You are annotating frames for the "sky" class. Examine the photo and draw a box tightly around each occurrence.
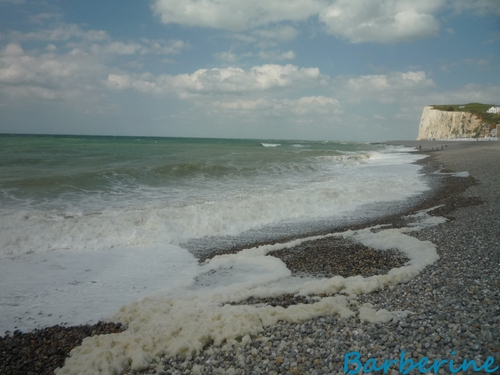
[0,0,499,141]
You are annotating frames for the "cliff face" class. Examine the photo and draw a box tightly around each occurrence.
[417,106,485,140]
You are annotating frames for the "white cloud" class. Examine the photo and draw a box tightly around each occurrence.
[214,51,240,62]
[0,42,105,100]
[90,41,143,56]
[88,40,185,56]
[342,71,435,102]
[9,24,185,57]
[212,96,342,115]
[142,39,185,55]
[319,0,445,43]
[10,24,109,42]
[212,98,274,111]
[152,0,327,31]
[152,0,451,43]
[287,96,343,115]
[2,42,24,56]
[421,83,500,107]
[251,25,300,42]
[107,64,327,97]
[259,50,296,60]
[0,23,188,103]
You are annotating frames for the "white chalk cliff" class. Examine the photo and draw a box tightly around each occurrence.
[417,106,485,140]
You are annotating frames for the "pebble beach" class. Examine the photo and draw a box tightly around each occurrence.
[1,141,499,375]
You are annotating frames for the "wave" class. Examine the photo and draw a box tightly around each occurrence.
[0,160,429,258]
[261,143,281,147]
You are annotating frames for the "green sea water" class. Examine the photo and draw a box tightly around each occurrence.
[0,134,427,257]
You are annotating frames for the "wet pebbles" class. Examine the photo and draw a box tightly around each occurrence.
[268,237,409,279]
[129,144,500,375]
[0,322,123,375]
[2,142,500,375]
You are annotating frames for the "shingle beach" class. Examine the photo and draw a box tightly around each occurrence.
[1,141,499,375]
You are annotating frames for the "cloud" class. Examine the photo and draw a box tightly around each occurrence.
[152,0,451,43]
[212,96,342,115]
[0,42,105,100]
[2,42,24,56]
[28,13,63,25]
[259,50,296,60]
[342,71,435,102]
[10,24,109,42]
[214,51,241,62]
[251,25,300,42]
[420,83,500,107]
[8,23,186,57]
[0,23,187,102]
[152,0,327,31]
[451,0,500,16]
[319,0,445,43]
[287,96,343,115]
[107,64,327,97]
[89,39,185,56]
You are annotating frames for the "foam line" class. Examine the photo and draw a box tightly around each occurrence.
[56,211,444,375]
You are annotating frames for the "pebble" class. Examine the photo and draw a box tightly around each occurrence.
[130,149,500,375]
[0,322,123,375]
[2,145,500,375]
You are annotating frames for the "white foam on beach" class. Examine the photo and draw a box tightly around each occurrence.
[55,211,444,375]
[0,245,199,333]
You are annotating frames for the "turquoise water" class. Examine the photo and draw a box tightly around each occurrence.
[0,134,428,257]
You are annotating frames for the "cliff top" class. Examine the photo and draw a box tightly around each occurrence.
[429,103,500,125]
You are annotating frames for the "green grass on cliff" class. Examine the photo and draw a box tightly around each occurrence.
[430,102,500,126]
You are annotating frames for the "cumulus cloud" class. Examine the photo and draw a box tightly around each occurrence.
[0,23,187,102]
[0,44,104,98]
[107,64,327,97]
[2,42,24,56]
[152,0,451,43]
[319,0,445,43]
[152,0,327,31]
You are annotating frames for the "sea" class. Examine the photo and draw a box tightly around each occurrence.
[0,134,438,373]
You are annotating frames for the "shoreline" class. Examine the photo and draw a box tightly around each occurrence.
[2,141,499,375]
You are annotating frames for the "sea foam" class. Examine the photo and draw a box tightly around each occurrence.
[55,210,443,375]
[0,151,428,258]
